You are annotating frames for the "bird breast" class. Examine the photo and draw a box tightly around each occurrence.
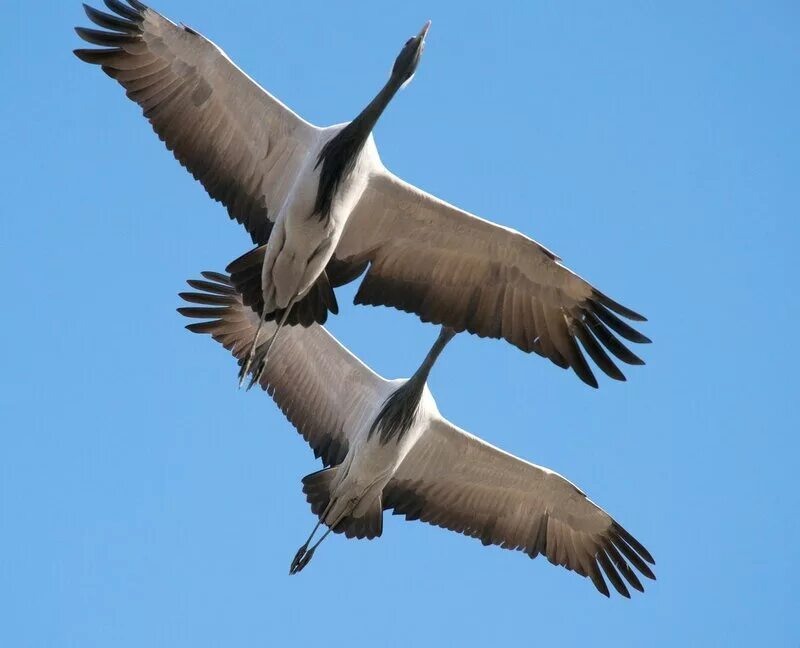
[273,130,380,262]
[344,382,438,496]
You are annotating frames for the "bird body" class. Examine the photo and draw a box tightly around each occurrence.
[262,128,381,313]
[179,272,656,597]
[76,1,651,388]
[76,0,659,600]
[317,380,434,527]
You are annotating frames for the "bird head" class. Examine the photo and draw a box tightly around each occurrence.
[391,20,431,88]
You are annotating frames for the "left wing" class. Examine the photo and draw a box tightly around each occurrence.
[385,417,656,597]
[335,168,650,388]
[75,1,320,245]
[179,272,388,467]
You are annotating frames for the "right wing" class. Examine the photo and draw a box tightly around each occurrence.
[75,1,320,244]
[179,271,388,467]
[386,417,655,597]
[335,168,650,388]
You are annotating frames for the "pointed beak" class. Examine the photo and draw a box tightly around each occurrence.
[417,20,431,42]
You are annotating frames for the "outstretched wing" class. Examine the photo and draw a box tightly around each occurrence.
[179,272,388,467]
[385,417,655,597]
[75,1,320,244]
[335,168,650,388]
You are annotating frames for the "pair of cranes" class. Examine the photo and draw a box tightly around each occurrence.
[76,1,655,597]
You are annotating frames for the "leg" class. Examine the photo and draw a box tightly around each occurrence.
[246,296,297,390]
[289,502,351,575]
[238,305,268,388]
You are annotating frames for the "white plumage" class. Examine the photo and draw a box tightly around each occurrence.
[76,1,651,389]
[179,272,656,598]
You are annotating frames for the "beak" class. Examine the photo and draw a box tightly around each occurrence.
[417,20,431,42]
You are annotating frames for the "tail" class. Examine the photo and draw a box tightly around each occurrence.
[226,246,338,327]
[301,467,383,540]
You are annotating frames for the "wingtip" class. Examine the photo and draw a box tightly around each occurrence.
[592,289,648,323]
[200,270,232,285]
[584,375,599,389]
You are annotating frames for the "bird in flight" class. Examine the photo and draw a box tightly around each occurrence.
[179,271,656,598]
[75,1,651,389]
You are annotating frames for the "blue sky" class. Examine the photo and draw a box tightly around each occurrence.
[2,1,798,646]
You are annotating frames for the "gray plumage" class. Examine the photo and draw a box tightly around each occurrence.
[76,1,651,388]
[179,272,656,598]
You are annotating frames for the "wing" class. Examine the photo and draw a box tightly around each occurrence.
[75,1,320,245]
[178,271,388,467]
[335,169,650,388]
[385,417,656,597]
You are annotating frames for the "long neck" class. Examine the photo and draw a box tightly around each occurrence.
[410,326,457,386]
[312,75,404,220]
[348,76,404,140]
[369,327,457,445]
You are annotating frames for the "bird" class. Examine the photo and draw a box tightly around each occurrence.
[75,1,651,389]
[178,271,656,598]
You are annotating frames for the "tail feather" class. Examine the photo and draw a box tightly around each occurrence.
[302,467,339,517]
[226,246,338,327]
[301,467,383,540]
[342,494,383,540]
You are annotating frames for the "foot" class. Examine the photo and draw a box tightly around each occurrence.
[247,357,266,391]
[289,545,315,575]
[237,360,250,388]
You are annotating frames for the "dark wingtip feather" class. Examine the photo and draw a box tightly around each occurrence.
[591,302,652,344]
[603,540,645,593]
[587,563,610,597]
[565,337,599,388]
[83,3,140,32]
[185,278,235,295]
[584,311,646,366]
[75,26,140,46]
[572,319,627,381]
[185,321,221,334]
[103,0,143,22]
[596,549,630,598]
[183,291,233,305]
[592,289,647,322]
[610,533,656,581]
[74,48,104,64]
[613,522,656,566]
[200,271,233,285]
[178,306,228,318]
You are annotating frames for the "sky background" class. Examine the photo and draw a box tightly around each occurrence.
[2,1,798,646]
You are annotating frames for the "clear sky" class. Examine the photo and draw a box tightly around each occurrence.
[2,1,798,646]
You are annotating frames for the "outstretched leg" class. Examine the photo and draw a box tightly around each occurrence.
[245,297,297,390]
[290,503,351,575]
[239,296,298,389]
[238,304,269,388]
